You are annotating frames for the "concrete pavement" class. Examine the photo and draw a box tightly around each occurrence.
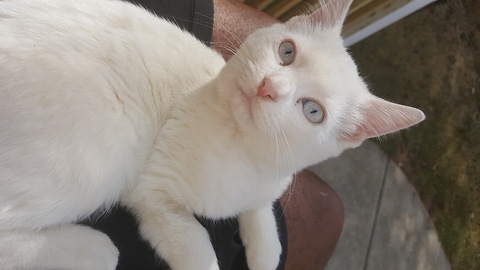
[308,140,451,270]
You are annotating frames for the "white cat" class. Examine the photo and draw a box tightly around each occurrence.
[0,0,425,269]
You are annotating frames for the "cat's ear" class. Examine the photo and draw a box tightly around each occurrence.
[287,0,353,33]
[344,97,426,142]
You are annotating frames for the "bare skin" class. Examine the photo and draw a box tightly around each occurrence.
[211,0,281,60]
[212,1,345,269]
[282,171,344,269]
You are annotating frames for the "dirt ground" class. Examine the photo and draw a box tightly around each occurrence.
[349,0,479,268]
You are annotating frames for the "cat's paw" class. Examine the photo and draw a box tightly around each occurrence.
[244,235,282,270]
[239,207,282,270]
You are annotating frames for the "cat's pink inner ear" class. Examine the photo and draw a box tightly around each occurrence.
[346,97,426,142]
[307,0,353,29]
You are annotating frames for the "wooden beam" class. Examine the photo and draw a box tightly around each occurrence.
[245,0,276,10]
[277,0,369,22]
[344,0,437,46]
[278,0,320,21]
[349,0,376,14]
[343,0,411,36]
[264,0,304,18]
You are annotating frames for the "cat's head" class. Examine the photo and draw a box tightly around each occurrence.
[217,0,425,169]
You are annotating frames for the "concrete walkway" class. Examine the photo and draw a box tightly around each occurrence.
[308,141,451,270]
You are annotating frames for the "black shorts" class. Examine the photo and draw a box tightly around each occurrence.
[129,0,213,45]
[81,1,287,269]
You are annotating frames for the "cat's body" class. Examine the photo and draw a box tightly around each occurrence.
[0,0,425,269]
[0,0,224,230]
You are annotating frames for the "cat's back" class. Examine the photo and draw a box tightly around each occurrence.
[0,0,223,115]
[0,0,223,229]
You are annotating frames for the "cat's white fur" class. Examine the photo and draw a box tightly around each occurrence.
[0,0,425,269]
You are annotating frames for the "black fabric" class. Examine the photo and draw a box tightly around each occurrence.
[81,206,168,270]
[80,1,288,269]
[129,0,214,45]
[81,202,287,270]
[197,201,287,270]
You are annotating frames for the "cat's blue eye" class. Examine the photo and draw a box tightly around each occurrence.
[278,40,295,66]
[302,99,325,123]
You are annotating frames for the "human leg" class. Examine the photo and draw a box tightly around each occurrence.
[281,171,344,270]
[211,0,279,59]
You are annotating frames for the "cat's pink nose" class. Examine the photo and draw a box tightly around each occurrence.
[256,78,277,101]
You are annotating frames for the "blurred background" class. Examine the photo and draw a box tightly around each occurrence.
[243,0,479,268]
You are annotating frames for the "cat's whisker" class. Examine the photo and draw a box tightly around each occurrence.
[211,41,236,52]
[242,42,256,63]
[281,128,297,177]
[220,42,250,67]
[275,127,297,211]
[280,174,297,214]
[272,129,281,184]
[193,12,244,46]
[237,47,255,67]
[210,42,237,56]
[287,143,298,201]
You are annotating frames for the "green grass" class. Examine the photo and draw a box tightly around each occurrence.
[350,0,480,268]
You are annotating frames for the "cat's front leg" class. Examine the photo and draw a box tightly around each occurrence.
[239,205,282,270]
[126,193,219,270]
